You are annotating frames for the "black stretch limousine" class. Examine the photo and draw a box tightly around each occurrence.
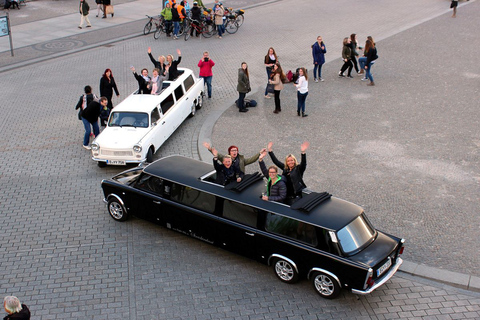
[101,155,405,299]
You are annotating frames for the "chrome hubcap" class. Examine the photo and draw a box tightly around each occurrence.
[109,202,123,219]
[314,275,334,296]
[275,261,294,281]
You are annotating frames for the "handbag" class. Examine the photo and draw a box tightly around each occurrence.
[266,83,274,94]
[105,4,114,14]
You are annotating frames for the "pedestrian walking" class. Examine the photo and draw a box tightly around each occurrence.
[102,0,113,18]
[214,2,225,38]
[359,36,375,79]
[237,62,250,113]
[451,0,458,17]
[294,67,308,117]
[75,85,98,120]
[339,37,353,78]
[268,62,286,114]
[81,97,108,149]
[99,68,119,121]
[3,296,30,320]
[264,47,277,98]
[198,51,215,98]
[312,36,326,82]
[350,33,361,74]
[95,0,103,17]
[78,0,92,29]
[364,39,378,86]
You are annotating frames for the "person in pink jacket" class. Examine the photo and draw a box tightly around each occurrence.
[198,51,215,98]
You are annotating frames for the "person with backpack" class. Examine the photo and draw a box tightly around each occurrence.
[268,62,286,114]
[75,85,97,121]
[312,36,326,82]
[81,97,108,149]
[364,39,378,86]
[78,0,92,29]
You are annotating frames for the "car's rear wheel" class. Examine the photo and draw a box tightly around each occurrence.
[311,271,341,299]
[146,148,154,163]
[273,258,299,284]
[196,94,203,109]
[188,104,196,118]
[107,197,128,221]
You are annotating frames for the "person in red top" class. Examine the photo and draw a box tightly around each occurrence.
[198,51,215,98]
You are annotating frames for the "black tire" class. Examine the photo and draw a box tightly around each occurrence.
[144,21,152,35]
[146,148,154,163]
[107,197,128,221]
[188,104,196,118]
[225,20,238,34]
[311,271,341,299]
[202,24,214,38]
[97,161,107,168]
[153,26,163,40]
[195,93,203,110]
[184,25,191,41]
[273,258,299,284]
[236,14,244,27]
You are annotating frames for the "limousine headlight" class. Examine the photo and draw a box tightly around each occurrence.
[133,144,142,153]
[91,142,100,152]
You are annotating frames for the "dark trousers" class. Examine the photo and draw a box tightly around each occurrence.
[274,90,281,111]
[340,59,353,76]
[237,92,246,110]
[351,56,359,73]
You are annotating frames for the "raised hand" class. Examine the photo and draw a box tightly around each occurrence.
[267,142,273,152]
[301,141,310,153]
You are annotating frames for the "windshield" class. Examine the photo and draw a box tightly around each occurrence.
[337,215,375,255]
[109,112,149,128]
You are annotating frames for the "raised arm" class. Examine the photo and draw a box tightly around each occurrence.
[267,142,285,170]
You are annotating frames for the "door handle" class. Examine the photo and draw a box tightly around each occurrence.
[245,232,255,237]
[153,201,162,204]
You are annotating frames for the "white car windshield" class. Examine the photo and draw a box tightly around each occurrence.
[337,215,375,255]
[109,112,149,128]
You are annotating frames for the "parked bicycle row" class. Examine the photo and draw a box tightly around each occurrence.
[143,1,245,40]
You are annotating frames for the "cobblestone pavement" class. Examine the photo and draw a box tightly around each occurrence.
[0,0,479,318]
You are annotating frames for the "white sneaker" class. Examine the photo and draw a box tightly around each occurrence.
[314,78,318,83]
[83,145,91,150]
[319,78,324,82]
[361,78,368,81]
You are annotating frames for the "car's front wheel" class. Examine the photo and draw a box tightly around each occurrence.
[311,271,341,299]
[273,258,299,284]
[107,197,128,221]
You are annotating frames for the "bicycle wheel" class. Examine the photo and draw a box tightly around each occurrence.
[153,25,163,39]
[225,20,238,34]
[202,24,214,38]
[144,21,153,35]
[178,24,184,36]
[184,25,191,41]
[236,14,244,27]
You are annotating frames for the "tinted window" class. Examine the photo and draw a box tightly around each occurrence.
[183,75,195,91]
[161,94,175,113]
[174,85,184,101]
[337,215,375,254]
[223,200,258,227]
[151,107,161,124]
[266,213,318,246]
[170,184,215,214]
[135,174,164,194]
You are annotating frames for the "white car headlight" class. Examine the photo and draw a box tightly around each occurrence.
[133,144,142,153]
[91,143,100,151]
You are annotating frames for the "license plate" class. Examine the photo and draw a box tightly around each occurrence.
[377,258,392,277]
[106,160,126,165]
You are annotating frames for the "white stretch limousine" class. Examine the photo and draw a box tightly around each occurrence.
[91,68,204,167]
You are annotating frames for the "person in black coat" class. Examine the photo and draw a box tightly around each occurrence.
[258,150,287,203]
[3,296,31,320]
[75,85,97,120]
[190,2,202,36]
[212,148,243,185]
[81,97,108,149]
[99,68,120,111]
[147,47,167,75]
[166,49,182,80]
[130,66,151,94]
[267,141,309,204]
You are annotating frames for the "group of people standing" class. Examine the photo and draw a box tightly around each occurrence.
[204,141,309,205]
[77,0,113,29]
[338,34,378,86]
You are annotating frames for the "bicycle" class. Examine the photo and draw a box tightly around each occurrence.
[224,15,238,34]
[144,15,162,35]
[184,17,214,40]
[154,19,185,39]
[225,7,244,27]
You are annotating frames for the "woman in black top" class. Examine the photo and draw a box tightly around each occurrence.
[264,47,277,98]
[267,141,309,204]
[166,49,182,80]
[364,39,377,86]
[99,68,119,111]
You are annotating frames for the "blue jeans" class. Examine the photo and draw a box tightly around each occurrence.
[173,21,180,36]
[359,57,367,70]
[365,62,374,82]
[201,76,212,98]
[297,91,308,113]
[313,63,323,79]
[216,24,224,37]
[82,117,99,146]
[265,67,272,95]
[237,92,246,110]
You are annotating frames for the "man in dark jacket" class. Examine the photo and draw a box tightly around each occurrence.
[130,66,151,94]
[78,0,92,29]
[81,96,108,149]
[75,85,97,120]
[3,296,30,320]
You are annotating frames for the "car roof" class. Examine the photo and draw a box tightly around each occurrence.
[143,155,364,231]
[111,68,196,114]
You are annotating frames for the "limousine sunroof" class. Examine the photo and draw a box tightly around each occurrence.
[291,192,332,212]
[224,172,263,192]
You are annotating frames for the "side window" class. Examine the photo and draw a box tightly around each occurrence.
[170,183,216,214]
[151,107,161,124]
[183,75,195,92]
[161,94,175,114]
[222,200,258,228]
[135,174,164,195]
[265,213,318,246]
[174,85,184,101]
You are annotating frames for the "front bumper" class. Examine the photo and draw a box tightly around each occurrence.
[351,258,403,295]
